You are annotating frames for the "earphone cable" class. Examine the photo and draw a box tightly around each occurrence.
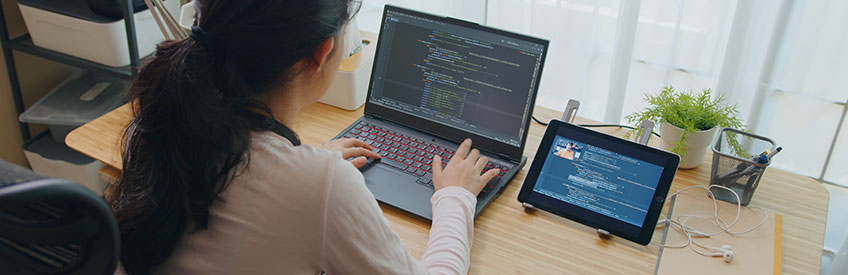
[652,185,769,257]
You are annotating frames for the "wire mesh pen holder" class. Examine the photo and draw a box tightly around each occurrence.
[709,128,776,206]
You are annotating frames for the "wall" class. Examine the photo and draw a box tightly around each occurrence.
[0,1,74,167]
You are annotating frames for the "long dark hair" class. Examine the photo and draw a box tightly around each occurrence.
[106,1,357,274]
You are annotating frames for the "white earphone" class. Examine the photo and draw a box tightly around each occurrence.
[704,245,734,263]
[653,185,769,264]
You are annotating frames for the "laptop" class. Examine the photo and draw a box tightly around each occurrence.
[334,5,549,220]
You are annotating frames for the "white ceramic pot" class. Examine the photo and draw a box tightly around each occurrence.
[658,122,718,169]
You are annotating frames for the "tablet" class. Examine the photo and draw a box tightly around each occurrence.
[517,120,679,245]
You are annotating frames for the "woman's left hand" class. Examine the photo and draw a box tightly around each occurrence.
[322,138,381,168]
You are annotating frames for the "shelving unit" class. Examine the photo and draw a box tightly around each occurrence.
[0,0,141,141]
[7,35,135,80]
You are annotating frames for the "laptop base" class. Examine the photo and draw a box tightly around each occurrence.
[338,117,525,220]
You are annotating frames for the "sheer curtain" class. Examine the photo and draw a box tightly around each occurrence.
[355,0,848,186]
[357,0,486,33]
[487,0,620,121]
[760,0,848,184]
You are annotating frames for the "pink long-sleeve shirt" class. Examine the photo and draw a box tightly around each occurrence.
[153,131,477,274]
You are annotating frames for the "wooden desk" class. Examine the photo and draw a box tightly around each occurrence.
[67,102,828,274]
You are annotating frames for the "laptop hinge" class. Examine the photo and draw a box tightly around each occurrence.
[497,153,513,161]
[364,113,384,121]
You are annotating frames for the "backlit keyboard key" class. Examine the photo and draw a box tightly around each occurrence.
[344,122,515,192]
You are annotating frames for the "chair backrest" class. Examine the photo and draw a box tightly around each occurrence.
[0,159,119,275]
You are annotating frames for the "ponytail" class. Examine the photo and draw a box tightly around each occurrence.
[106,0,358,274]
[110,37,253,275]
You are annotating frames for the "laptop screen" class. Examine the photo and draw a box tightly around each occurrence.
[366,7,547,148]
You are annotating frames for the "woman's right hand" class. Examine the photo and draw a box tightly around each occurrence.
[432,139,500,195]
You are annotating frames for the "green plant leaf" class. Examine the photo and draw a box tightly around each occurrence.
[624,86,747,162]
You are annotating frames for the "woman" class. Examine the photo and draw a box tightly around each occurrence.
[107,0,499,274]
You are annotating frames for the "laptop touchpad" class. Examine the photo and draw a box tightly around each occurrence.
[362,165,435,219]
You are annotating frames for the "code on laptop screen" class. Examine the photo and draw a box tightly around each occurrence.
[368,9,545,147]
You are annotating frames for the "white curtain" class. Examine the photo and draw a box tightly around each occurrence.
[358,0,487,33]
[357,0,848,186]
[761,0,848,184]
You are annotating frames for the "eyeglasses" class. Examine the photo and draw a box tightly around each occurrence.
[348,0,363,20]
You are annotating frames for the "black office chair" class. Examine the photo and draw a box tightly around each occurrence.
[0,159,119,275]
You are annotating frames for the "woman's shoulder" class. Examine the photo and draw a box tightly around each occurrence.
[222,131,361,205]
[247,131,353,178]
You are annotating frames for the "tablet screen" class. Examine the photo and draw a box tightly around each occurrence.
[532,136,664,227]
[518,120,678,245]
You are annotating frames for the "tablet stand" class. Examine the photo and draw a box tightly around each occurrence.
[597,229,612,240]
[561,99,580,123]
[637,120,654,145]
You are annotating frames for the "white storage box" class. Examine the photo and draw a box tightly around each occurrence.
[19,71,128,142]
[24,131,107,195]
[17,0,180,67]
[318,31,377,110]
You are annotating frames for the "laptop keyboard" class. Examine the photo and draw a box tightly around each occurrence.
[342,121,512,197]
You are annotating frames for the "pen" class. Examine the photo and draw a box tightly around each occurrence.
[766,147,782,160]
[740,146,780,200]
[717,153,762,182]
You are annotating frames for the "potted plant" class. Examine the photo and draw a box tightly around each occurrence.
[625,86,745,169]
